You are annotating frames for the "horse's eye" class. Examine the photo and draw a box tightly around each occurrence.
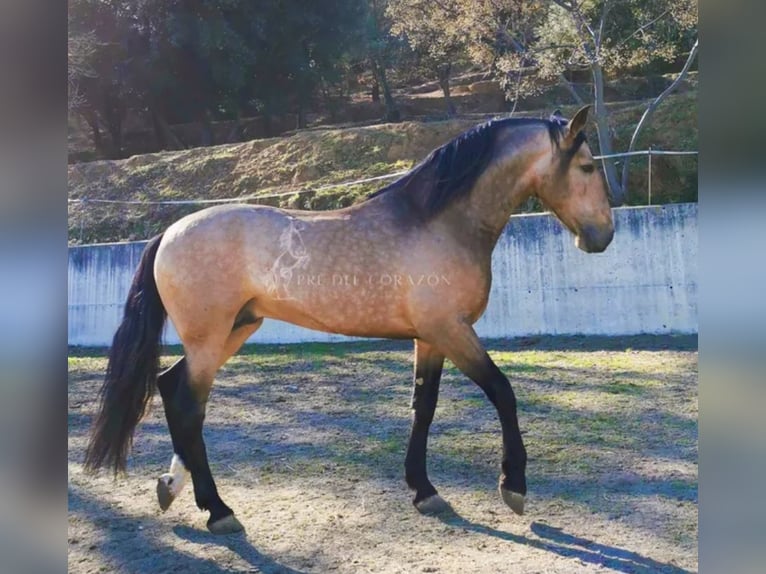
[580,164,595,174]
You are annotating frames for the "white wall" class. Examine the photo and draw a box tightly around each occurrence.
[68,203,697,346]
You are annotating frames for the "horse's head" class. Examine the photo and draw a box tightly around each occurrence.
[535,106,614,253]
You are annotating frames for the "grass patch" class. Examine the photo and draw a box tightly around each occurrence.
[602,380,643,395]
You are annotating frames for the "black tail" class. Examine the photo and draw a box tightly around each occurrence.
[84,234,167,475]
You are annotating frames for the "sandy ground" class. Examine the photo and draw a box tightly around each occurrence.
[69,335,697,573]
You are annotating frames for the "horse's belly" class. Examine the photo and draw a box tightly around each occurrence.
[254,284,417,339]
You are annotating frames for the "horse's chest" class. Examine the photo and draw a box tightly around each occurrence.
[414,258,492,323]
[462,270,492,322]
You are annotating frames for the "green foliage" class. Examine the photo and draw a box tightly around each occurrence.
[531,0,697,77]
[475,0,698,101]
[386,1,468,75]
[68,0,367,153]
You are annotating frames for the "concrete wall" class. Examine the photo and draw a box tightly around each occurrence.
[68,203,697,346]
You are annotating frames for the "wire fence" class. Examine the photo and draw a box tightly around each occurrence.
[67,170,411,206]
[69,148,697,242]
[592,148,698,205]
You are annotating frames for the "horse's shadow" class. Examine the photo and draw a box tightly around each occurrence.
[68,485,310,574]
[433,505,693,574]
[172,525,309,574]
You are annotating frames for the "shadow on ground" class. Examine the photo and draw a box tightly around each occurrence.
[431,504,693,574]
[68,486,309,574]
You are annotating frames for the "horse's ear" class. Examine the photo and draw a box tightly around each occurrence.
[565,105,591,142]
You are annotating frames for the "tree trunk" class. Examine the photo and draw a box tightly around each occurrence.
[83,110,106,158]
[297,109,307,130]
[150,107,185,151]
[199,109,214,146]
[321,84,339,124]
[262,113,273,138]
[226,111,243,143]
[371,59,400,122]
[91,122,104,156]
[103,97,124,160]
[371,81,380,102]
[591,63,624,205]
[560,74,585,105]
[620,39,699,194]
[151,109,166,150]
[296,99,307,130]
[438,63,456,117]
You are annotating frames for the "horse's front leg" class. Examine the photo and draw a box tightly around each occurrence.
[423,323,527,515]
[405,339,448,513]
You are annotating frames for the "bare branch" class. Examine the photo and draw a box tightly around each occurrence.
[620,39,699,192]
[507,66,524,117]
[550,0,574,12]
[529,44,579,54]
[597,0,614,51]
[569,2,597,43]
[560,74,585,106]
[614,9,672,50]
[553,1,597,62]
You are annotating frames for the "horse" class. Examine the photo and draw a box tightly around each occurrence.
[83,106,614,534]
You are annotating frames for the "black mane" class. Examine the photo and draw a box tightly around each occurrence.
[368,116,581,217]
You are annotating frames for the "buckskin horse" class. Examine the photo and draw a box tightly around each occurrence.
[84,106,614,534]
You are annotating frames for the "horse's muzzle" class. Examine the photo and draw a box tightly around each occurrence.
[576,223,614,253]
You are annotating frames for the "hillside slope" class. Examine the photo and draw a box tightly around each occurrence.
[68,92,696,244]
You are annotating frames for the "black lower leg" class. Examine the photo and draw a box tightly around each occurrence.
[157,359,233,524]
[405,343,444,504]
[473,363,527,495]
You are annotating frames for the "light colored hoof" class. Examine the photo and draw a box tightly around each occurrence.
[500,487,525,516]
[156,474,177,511]
[207,514,245,535]
[415,494,451,515]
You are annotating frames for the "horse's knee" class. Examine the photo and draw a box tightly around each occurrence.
[478,375,517,411]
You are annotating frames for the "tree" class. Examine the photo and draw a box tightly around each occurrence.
[361,0,402,122]
[68,0,369,155]
[246,0,365,129]
[68,24,96,112]
[489,0,698,204]
[455,0,548,95]
[387,0,470,116]
[131,1,263,144]
[68,0,138,157]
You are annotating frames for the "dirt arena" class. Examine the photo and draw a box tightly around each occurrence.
[69,335,697,573]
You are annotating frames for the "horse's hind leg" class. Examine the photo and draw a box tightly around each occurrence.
[405,340,448,514]
[156,354,240,533]
[156,318,262,534]
[156,358,191,510]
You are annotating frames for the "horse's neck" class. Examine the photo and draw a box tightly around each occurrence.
[452,158,537,251]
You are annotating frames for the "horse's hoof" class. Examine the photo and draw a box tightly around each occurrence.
[500,487,525,516]
[415,494,451,515]
[156,474,176,511]
[207,514,245,535]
